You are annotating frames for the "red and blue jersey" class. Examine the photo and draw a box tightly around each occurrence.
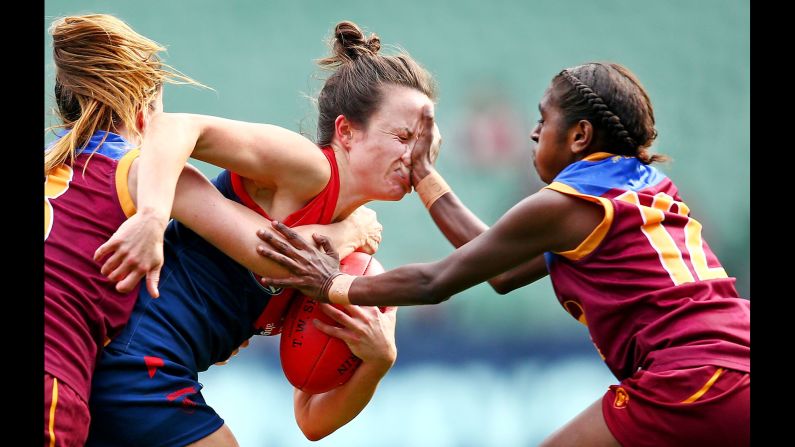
[44,131,139,403]
[102,147,340,373]
[544,152,750,380]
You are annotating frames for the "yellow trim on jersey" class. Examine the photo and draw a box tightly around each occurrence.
[45,165,75,241]
[581,152,618,162]
[48,377,59,447]
[545,181,614,261]
[681,368,724,404]
[115,149,140,218]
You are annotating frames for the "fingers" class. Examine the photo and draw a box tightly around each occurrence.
[255,245,302,272]
[312,318,349,341]
[257,225,323,265]
[256,228,295,253]
[258,276,320,299]
[319,303,357,328]
[312,233,339,260]
[107,259,135,283]
[146,267,161,298]
[271,220,310,250]
[99,251,125,277]
[430,123,442,163]
[415,107,436,148]
[94,239,118,263]
[114,270,145,294]
[358,242,376,255]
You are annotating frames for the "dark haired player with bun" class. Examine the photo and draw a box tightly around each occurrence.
[86,21,440,446]
[256,62,750,446]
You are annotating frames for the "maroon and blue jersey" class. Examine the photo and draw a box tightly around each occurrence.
[544,152,750,380]
[87,148,341,446]
[44,131,139,403]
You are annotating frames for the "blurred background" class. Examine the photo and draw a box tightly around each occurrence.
[44,1,749,445]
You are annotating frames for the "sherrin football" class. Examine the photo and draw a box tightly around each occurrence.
[279,252,385,394]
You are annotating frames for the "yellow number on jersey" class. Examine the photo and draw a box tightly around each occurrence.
[616,191,726,286]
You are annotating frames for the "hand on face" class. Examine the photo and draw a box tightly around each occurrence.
[312,304,397,369]
[409,106,442,187]
[256,221,341,301]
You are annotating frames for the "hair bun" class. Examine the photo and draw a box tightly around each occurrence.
[324,21,380,66]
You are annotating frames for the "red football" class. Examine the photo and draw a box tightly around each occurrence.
[279,252,385,394]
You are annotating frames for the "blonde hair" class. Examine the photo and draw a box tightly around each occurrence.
[45,14,206,175]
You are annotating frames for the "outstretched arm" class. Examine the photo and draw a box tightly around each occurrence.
[256,187,603,306]
[408,110,548,294]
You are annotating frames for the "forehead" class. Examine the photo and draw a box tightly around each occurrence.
[538,87,554,112]
[370,85,432,127]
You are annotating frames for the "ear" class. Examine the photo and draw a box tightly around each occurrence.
[136,108,147,134]
[569,120,594,156]
[333,115,355,151]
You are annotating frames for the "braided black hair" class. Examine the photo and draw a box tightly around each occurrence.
[553,62,665,164]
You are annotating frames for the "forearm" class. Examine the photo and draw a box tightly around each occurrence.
[348,262,448,306]
[426,189,489,248]
[171,167,360,278]
[346,195,565,306]
[419,169,545,292]
[294,361,391,440]
[137,113,202,224]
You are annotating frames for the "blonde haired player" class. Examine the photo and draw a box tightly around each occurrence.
[45,14,382,446]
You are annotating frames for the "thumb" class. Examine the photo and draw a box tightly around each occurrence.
[146,267,161,298]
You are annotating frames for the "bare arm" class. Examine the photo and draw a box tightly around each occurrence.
[256,188,602,305]
[98,112,331,293]
[418,184,549,293]
[137,112,330,226]
[408,111,548,293]
[292,305,397,440]
[136,161,378,278]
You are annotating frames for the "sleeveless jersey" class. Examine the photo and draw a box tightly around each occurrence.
[544,152,750,380]
[104,147,340,372]
[44,131,139,402]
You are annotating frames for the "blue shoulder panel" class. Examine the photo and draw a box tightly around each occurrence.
[553,155,667,196]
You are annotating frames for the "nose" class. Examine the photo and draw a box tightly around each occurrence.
[530,125,540,143]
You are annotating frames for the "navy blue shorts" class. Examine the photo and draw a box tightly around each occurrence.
[86,348,224,447]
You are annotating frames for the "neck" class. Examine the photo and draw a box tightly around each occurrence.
[112,124,140,145]
[329,141,370,221]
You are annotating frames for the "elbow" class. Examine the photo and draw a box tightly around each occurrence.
[298,423,334,442]
[490,280,513,295]
[488,274,519,295]
[302,430,328,442]
[428,293,451,305]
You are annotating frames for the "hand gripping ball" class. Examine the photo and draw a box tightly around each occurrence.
[279,252,385,394]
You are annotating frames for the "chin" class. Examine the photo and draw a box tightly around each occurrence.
[382,186,409,202]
